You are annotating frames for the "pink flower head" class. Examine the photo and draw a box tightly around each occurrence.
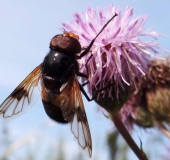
[62,5,164,99]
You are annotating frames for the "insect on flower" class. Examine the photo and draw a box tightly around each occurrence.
[0,13,118,157]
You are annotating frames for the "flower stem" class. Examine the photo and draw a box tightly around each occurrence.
[112,114,148,160]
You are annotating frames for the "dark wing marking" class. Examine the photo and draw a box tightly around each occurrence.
[53,76,92,157]
[0,64,42,118]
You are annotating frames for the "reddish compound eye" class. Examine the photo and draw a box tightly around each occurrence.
[50,33,81,54]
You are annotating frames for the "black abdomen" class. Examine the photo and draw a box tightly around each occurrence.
[42,100,68,124]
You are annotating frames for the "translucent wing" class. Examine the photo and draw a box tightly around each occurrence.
[53,76,92,157]
[0,64,42,118]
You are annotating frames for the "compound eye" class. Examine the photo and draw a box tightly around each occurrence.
[50,34,81,54]
[50,35,62,49]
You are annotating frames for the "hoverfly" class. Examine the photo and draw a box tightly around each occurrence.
[0,13,117,157]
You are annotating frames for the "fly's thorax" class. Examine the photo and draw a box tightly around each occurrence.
[41,50,79,93]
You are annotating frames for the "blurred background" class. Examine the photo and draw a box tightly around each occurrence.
[0,0,170,159]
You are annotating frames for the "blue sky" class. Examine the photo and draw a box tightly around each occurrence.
[0,0,170,159]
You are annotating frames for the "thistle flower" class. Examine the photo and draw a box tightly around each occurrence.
[62,5,167,160]
[62,5,164,107]
[120,57,170,137]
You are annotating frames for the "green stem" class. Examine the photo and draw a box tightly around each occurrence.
[112,114,148,160]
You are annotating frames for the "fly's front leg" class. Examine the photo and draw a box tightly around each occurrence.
[77,53,93,82]
[77,13,118,59]
[77,54,92,87]
[81,81,89,87]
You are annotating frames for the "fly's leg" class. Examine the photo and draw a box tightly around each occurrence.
[79,82,115,101]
